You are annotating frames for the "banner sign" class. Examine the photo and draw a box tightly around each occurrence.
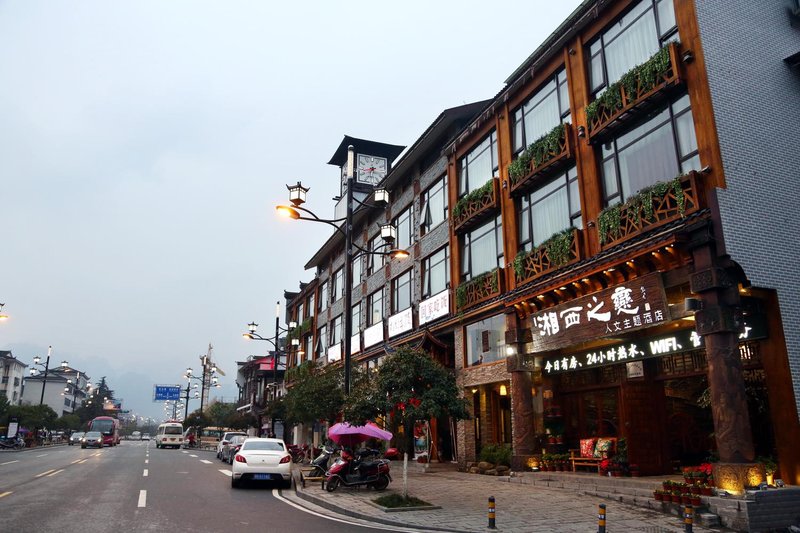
[351,333,362,355]
[153,385,181,401]
[388,308,413,338]
[419,290,449,325]
[528,272,669,352]
[363,322,384,349]
[327,343,342,362]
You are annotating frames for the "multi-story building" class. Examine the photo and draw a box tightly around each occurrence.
[0,351,27,405]
[22,366,89,416]
[282,0,800,487]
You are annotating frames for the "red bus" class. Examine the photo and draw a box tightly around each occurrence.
[88,416,120,447]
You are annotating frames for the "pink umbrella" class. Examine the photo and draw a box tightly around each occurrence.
[328,421,393,447]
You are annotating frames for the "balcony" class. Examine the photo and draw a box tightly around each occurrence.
[452,177,500,234]
[508,123,575,196]
[513,228,583,286]
[586,42,683,143]
[456,267,504,312]
[597,171,704,248]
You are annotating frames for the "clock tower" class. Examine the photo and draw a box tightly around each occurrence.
[328,135,405,219]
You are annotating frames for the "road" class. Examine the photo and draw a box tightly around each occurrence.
[0,442,418,533]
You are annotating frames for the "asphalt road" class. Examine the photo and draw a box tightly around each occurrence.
[0,442,413,533]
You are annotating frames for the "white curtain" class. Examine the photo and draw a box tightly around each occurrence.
[605,12,659,85]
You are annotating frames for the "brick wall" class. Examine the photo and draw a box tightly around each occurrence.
[695,0,800,416]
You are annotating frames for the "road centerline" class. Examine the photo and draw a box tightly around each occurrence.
[35,469,55,478]
[137,490,146,508]
[143,469,148,477]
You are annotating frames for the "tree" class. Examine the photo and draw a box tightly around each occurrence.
[74,376,116,424]
[184,409,209,429]
[55,414,81,431]
[283,361,346,426]
[344,346,470,456]
[206,401,237,427]
[8,404,58,431]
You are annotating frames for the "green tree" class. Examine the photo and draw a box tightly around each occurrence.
[283,361,346,425]
[73,376,116,425]
[8,404,58,431]
[0,394,10,422]
[344,346,470,456]
[184,409,209,429]
[206,401,237,427]
[55,414,81,431]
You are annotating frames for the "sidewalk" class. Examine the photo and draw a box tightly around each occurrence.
[291,466,729,532]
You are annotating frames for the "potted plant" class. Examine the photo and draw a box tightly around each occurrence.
[681,493,692,505]
[662,480,673,491]
[690,495,701,506]
[700,483,713,496]
[654,489,664,501]
[671,490,682,503]
[758,456,778,485]
[599,458,611,476]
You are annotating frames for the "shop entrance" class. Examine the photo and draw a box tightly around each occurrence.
[562,388,620,442]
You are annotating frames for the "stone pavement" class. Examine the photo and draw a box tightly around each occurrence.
[290,466,732,533]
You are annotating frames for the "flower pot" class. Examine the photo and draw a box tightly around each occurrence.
[681,495,692,505]
[663,482,672,491]
[691,497,701,506]
[654,491,663,501]
[700,486,712,496]
[672,494,682,503]
[691,486,700,495]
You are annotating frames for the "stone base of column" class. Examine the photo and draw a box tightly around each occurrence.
[713,462,766,494]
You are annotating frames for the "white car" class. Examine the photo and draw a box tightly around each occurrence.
[216,431,247,459]
[230,438,292,489]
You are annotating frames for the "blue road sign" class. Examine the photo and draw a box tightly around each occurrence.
[153,385,181,401]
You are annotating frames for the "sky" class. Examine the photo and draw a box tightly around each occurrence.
[0,0,582,421]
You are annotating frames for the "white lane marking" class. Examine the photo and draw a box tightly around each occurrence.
[35,469,55,477]
[271,489,428,532]
[189,454,198,458]
[71,459,83,464]
[143,469,148,477]
[218,469,232,476]
[1,460,19,466]
[181,450,188,454]
[145,459,149,464]
[92,453,102,457]
[47,469,64,477]
[36,454,48,457]
[0,491,12,498]
[138,490,147,507]
[77,459,88,464]
[200,459,212,464]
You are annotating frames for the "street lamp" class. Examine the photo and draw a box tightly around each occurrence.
[30,346,69,406]
[242,302,297,387]
[184,356,220,414]
[275,145,406,394]
[0,303,8,321]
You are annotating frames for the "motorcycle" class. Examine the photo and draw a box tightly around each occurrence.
[287,443,310,464]
[306,442,339,478]
[0,434,26,450]
[324,447,391,492]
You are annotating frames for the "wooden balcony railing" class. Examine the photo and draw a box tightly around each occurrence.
[456,267,504,312]
[586,42,683,143]
[513,228,583,286]
[452,177,501,234]
[509,123,575,196]
[597,171,704,248]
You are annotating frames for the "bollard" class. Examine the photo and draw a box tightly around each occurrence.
[597,503,607,533]
[488,496,497,529]
[684,504,694,532]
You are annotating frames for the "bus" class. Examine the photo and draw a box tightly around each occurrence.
[88,416,121,447]
[155,422,184,449]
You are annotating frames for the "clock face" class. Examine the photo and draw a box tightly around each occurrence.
[356,154,388,185]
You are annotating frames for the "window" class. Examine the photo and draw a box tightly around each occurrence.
[465,314,508,366]
[460,216,503,280]
[392,270,413,314]
[367,289,384,326]
[351,302,362,333]
[588,0,677,95]
[318,281,328,311]
[297,302,304,321]
[422,247,449,299]
[331,268,343,302]
[459,131,498,196]
[601,94,699,205]
[512,69,570,155]
[303,335,313,363]
[330,315,342,345]
[352,255,362,288]
[316,325,328,359]
[393,206,413,250]
[307,294,315,316]
[518,166,581,251]
[367,234,386,275]
[421,175,448,234]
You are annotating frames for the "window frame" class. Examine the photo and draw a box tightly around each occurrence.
[316,324,328,359]
[517,166,581,252]
[391,269,413,314]
[318,281,328,311]
[351,302,362,333]
[421,246,450,299]
[331,268,344,302]
[367,288,384,327]
[511,68,571,156]
[420,174,448,235]
[393,205,413,251]
[367,234,386,276]
[460,216,504,281]
[330,315,343,346]
[458,130,499,197]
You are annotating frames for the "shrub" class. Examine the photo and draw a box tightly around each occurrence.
[479,443,512,467]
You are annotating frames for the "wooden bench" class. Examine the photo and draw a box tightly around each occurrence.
[569,437,616,472]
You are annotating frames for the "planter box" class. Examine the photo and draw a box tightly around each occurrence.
[509,123,575,197]
[513,228,583,287]
[455,268,504,312]
[452,178,500,234]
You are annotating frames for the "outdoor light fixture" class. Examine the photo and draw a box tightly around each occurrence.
[373,188,390,205]
[30,346,67,406]
[287,182,309,206]
[291,338,300,347]
[380,223,397,243]
[0,303,8,321]
[500,384,508,396]
[276,205,300,219]
[388,249,410,260]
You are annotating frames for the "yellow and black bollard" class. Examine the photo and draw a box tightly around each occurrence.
[684,504,694,532]
[598,503,607,533]
[488,496,497,529]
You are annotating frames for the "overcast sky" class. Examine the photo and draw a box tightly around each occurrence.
[0,0,582,421]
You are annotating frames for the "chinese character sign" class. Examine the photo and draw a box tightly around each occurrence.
[528,272,669,352]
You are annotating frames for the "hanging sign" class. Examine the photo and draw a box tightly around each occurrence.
[350,333,361,355]
[363,322,384,349]
[528,272,669,352]
[327,343,342,362]
[153,385,181,401]
[419,290,449,325]
[388,308,413,338]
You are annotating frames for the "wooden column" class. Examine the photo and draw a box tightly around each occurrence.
[510,370,536,470]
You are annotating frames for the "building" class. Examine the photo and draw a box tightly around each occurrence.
[22,366,89,416]
[281,0,800,488]
[0,351,27,405]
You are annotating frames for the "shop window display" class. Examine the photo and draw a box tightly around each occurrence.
[464,314,507,366]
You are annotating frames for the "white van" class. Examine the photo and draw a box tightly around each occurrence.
[155,422,184,449]
[131,431,142,441]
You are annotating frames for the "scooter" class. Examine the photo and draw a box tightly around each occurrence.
[324,448,391,492]
[0,435,26,450]
[306,442,339,478]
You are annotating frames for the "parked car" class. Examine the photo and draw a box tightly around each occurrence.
[230,437,291,489]
[141,433,151,441]
[131,431,142,441]
[69,432,85,446]
[220,435,247,464]
[216,431,247,459]
[81,431,103,449]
